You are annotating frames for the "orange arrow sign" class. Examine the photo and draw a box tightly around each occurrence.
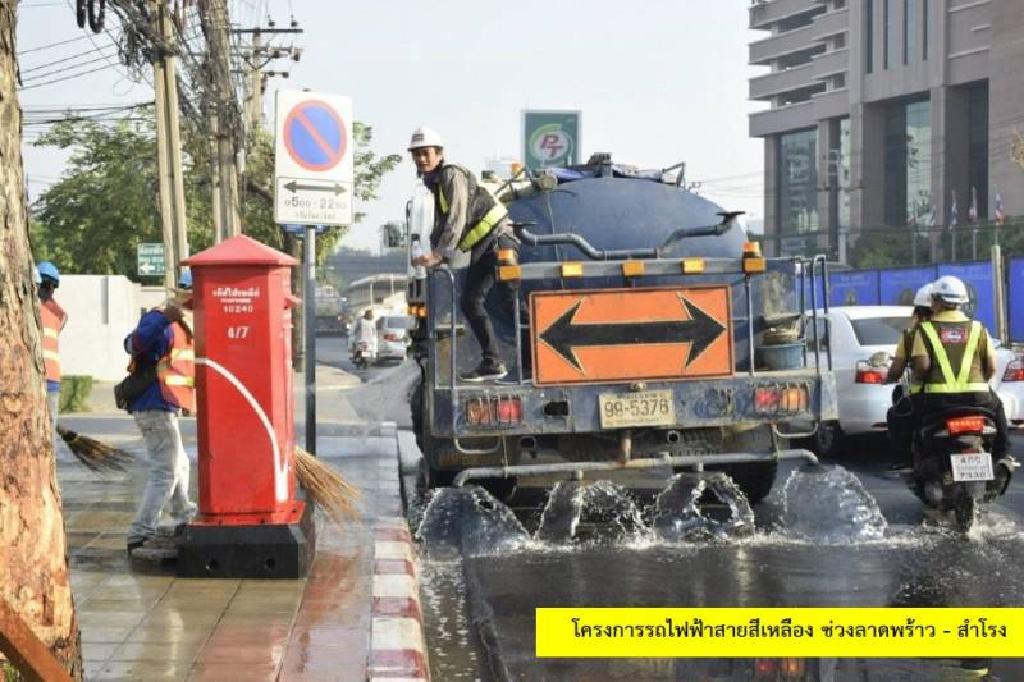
[530,286,734,386]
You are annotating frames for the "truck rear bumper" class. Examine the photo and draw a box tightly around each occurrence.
[430,369,838,438]
[452,447,819,486]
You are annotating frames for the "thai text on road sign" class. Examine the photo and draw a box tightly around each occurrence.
[274,90,353,226]
[137,242,165,277]
[530,286,733,386]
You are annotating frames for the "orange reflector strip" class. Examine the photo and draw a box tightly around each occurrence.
[497,248,518,265]
[621,261,645,277]
[680,258,705,274]
[497,265,522,281]
[561,262,584,277]
[742,256,766,273]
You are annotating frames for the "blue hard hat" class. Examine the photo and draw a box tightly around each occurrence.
[33,264,41,285]
[177,268,192,289]
[37,261,59,283]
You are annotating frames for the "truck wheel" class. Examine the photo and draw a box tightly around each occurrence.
[724,461,777,505]
[808,420,844,459]
[719,425,782,505]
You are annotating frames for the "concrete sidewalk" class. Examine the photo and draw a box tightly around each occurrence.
[58,363,426,681]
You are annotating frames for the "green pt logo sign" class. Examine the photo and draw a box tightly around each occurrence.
[523,110,580,170]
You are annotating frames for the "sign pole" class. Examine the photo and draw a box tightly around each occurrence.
[304,224,317,455]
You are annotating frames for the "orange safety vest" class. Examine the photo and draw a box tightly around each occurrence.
[157,322,195,411]
[40,299,67,383]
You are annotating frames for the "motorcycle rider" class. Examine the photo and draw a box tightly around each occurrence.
[910,275,1011,461]
[885,282,933,469]
[352,309,377,363]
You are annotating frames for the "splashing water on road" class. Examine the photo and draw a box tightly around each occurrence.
[780,465,887,543]
[535,479,646,544]
[416,486,530,558]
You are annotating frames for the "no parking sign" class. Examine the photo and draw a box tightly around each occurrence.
[274,90,354,226]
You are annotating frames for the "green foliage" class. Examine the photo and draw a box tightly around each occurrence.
[30,111,402,274]
[59,375,93,413]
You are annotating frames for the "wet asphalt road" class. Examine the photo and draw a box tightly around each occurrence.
[384,345,1024,682]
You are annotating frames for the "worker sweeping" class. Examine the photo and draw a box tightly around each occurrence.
[36,261,71,460]
[408,126,519,382]
[122,269,197,556]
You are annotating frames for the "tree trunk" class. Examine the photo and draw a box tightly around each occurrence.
[0,4,82,679]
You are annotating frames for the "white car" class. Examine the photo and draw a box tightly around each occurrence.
[806,305,1019,456]
[375,315,412,364]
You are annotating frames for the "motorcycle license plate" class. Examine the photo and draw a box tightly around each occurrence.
[950,452,994,482]
[599,390,675,428]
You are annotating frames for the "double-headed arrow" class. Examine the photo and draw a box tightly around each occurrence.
[283,180,347,195]
[539,295,726,373]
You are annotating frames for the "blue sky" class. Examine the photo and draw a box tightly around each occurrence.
[17,0,767,252]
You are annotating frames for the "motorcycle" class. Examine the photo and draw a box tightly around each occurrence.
[352,341,374,369]
[907,406,1017,532]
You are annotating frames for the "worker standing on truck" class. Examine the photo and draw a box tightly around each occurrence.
[408,126,518,382]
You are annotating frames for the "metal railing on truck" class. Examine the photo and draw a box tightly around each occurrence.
[426,222,832,455]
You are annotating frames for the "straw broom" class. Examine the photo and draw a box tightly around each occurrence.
[56,425,134,472]
[294,446,361,524]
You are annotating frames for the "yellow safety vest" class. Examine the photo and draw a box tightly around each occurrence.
[918,320,989,393]
[435,168,508,251]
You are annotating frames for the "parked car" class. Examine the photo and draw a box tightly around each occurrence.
[805,305,1019,456]
[376,315,412,364]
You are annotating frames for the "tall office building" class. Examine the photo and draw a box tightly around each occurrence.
[749,0,1024,257]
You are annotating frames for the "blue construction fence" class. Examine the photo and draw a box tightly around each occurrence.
[801,257,1024,343]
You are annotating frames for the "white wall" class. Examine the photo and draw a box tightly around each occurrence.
[53,276,172,381]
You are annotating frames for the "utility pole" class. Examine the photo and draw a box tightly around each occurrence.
[202,0,241,237]
[150,0,188,287]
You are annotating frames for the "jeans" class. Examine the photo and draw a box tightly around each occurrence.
[461,235,518,366]
[47,388,72,461]
[128,410,196,541]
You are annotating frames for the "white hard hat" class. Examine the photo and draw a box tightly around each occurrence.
[913,283,933,308]
[931,275,969,305]
[407,126,443,151]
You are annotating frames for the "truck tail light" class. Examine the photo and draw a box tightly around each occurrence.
[1003,358,1024,382]
[753,385,808,413]
[465,397,523,425]
[384,332,398,341]
[754,658,776,677]
[946,415,986,436]
[855,360,886,384]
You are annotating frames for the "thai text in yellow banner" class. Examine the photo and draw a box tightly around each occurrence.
[535,608,1024,658]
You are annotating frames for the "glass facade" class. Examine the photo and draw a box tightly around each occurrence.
[884,99,932,226]
[968,83,989,220]
[778,129,819,236]
[839,118,852,230]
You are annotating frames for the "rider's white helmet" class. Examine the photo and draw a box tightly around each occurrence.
[913,283,933,308]
[931,275,970,305]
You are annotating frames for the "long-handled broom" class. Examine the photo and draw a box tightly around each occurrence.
[55,425,134,472]
[294,446,362,524]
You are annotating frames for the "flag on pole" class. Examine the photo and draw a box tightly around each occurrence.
[968,187,979,223]
[950,189,957,228]
[995,190,1006,226]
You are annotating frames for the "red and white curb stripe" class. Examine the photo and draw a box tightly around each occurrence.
[368,516,429,681]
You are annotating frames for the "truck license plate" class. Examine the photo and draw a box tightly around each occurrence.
[950,452,994,482]
[599,390,675,428]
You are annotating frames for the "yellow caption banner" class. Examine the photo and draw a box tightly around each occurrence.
[536,608,1024,658]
